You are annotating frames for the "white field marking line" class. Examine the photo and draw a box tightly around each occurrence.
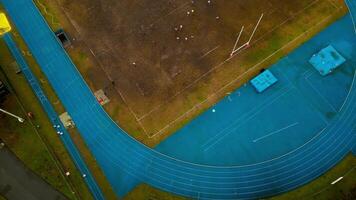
[275,64,329,126]
[252,122,299,143]
[275,65,296,89]
[230,26,245,57]
[201,85,292,147]
[305,70,316,79]
[302,68,314,77]
[148,12,336,138]
[149,1,191,26]
[285,70,329,126]
[231,43,249,56]
[247,0,322,47]
[327,0,339,9]
[232,0,326,58]
[345,0,356,34]
[89,48,95,57]
[304,76,337,112]
[199,45,220,60]
[201,85,292,148]
[339,69,356,112]
[137,0,327,122]
[203,87,293,151]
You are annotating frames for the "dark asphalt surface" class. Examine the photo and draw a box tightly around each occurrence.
[0,141,68,200]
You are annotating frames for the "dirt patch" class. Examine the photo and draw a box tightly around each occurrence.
[51,0,346,141]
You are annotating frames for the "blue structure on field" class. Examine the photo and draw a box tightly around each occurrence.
[2,34,105,200]
[250,69,278,93]
[309,45,346,76]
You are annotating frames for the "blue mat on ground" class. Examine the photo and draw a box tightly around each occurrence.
[2,0,356,199]
[309,45,346,76]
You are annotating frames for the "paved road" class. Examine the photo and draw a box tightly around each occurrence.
[0,141,68,200]
[2,33,105,200]
[1,0,355,199]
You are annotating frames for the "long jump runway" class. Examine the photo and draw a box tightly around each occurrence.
[1,0,356,199]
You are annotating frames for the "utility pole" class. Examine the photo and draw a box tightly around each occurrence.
[0,108,25,123]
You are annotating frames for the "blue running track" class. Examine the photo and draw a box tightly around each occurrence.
[346,0,356,32]
[1,0,356,199]
[2,33,105,200]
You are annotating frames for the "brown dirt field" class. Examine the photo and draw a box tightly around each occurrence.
[44,0,346,145]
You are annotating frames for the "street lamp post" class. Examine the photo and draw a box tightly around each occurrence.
[0,108,25,123]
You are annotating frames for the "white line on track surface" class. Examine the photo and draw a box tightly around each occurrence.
[252,122,299,143]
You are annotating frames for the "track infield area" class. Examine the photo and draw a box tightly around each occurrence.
[56,0,346,141]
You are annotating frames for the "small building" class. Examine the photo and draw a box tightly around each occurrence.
[94,89,110,106]
[309,45,346,76]
[250,69,278,93]
[55,29,71,48]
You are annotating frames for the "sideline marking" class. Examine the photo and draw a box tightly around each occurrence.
[253,122,299,143]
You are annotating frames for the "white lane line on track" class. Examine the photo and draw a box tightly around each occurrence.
[252,122,299,143]
[304,76,337,112]
[199,45,220,60]
[201,85,292,147]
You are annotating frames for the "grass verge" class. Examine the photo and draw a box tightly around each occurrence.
[0,51,75,199]
[271,154,356,200]
[0,24,91,200]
